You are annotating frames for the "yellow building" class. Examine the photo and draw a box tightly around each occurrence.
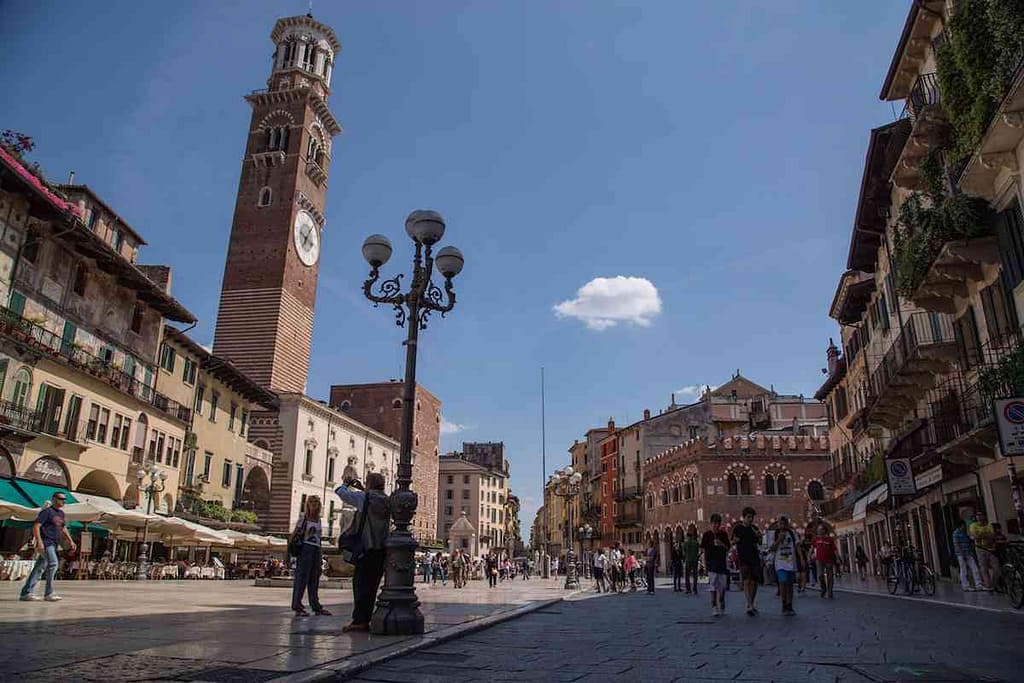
[156,326,278,523]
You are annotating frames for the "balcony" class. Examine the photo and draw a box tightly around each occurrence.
[0,306,191,424]
[614,507,643,527]
[909,236,1000,314]
[893,72,949,189]
[613,486,641,502]
[305,160,327,186]
[0,399,86,445]
[867,313,958,429]
[922,371,1008,464]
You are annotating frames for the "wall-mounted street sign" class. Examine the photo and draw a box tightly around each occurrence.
[994,398,1024,456]
[886,458,917,496]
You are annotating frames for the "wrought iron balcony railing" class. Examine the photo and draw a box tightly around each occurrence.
[0,306,191,423]
[868,312,957,413]
[901,72,941,122]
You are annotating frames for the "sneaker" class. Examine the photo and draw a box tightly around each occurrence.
[712,607,721,617]
[746,607,755,616]
[965,587,977,592]
[44,595,62,602]
[20,594,41,601]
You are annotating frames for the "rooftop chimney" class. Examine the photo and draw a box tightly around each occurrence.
[67,170,75,184]
[608,417,615,431]
[643,409,651,420]
[826,338,840,375]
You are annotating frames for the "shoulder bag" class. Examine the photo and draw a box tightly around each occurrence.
[288,519,307,558]
[339,493,369,564]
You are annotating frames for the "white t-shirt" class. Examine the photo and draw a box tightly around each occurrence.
[773,529,797,571]
[594,554,607,570]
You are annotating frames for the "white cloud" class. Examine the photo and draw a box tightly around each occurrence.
[676,384,716,397]
[553,276,662,330]
[440,419,468,435]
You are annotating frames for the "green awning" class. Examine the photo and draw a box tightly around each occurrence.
[0,477,34,507]
[13,479,76,507]
[2,479,105,536]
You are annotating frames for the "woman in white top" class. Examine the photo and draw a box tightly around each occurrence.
[291,496,330,617]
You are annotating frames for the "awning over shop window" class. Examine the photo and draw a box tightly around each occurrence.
[13,479,76,507]
[852,483,888,521]
[0,477,34,507]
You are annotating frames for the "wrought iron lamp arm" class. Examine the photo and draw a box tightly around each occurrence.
[363,267,406,307]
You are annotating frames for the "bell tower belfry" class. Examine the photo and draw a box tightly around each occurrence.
[213,15,341,393]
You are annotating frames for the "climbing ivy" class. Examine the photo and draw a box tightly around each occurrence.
[936,0,1024,166]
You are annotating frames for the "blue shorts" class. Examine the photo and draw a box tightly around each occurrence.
[776,569,795,584]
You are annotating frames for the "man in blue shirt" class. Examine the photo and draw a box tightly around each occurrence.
[21,491,76,601]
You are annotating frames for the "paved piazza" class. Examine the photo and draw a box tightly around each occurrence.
[2,577,1022,681]
[0,576,569,681]
[350,580,1023,683]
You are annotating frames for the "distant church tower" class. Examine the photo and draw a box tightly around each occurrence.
[213,15,341,393]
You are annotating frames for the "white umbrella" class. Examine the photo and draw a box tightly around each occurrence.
[0,499,39,521]
[219,529,268,549]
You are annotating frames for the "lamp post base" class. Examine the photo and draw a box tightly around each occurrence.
[563,548,579,590]
[135,543,149,581]
[370,499,424,635]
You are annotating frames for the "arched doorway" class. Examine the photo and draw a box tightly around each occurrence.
[239,467,270,525]
[122,483,140,510]
[23,456,70,488]
[76,469,122,500]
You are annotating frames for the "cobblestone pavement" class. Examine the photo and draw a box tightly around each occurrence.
[344,579,1024,683]
[0,576,570,681]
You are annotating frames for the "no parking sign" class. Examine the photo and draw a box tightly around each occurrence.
[995,398,1024,456]
[886,458,916,496]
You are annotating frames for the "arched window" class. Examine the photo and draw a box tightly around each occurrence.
[807,481,824,501]
[740,474,751,495]
[660,489,668,506]
[765,475,775,496]
[307,137,322,166]
[10,367,31,407]
[776,475,788,495]
[392,399,402,409]
[671,486,680,503]
[727,473,738,496]
[683,480,694,500]
[258,187,272,207]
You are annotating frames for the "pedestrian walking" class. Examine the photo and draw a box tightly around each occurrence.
[623,550,638,591]
[453,549,467,588]
[812,524,837,598]
[20,493,75,602]
[683,524,700,594]
[486,554,498,588]
[769,515,800,616]
[731,506,762,616]
[701,513,730,616]
[671,540,683,592]
[855,545,868,580]
[644,540,658,594]
[289,496,329,617]
[336,473,389,632]
[593,548,608,593]
[952,519,983,592]
[969,511,999,592]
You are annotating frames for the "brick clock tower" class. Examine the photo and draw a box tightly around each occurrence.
[213,15,341,393]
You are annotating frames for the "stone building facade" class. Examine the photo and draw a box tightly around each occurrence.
[248,393,398,536]
[437,454,509,556]
[0,147,195,532]
[329,381,441,541]
[643,435,830,570]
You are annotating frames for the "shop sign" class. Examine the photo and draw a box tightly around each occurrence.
[23,456,69,488]
[886,458,917,496]
[914,465,943,490]
[994,398,1024,455]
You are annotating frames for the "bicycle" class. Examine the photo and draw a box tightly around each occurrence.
[998,541,1024,609]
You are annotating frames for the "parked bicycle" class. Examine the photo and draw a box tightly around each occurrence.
[998,540,1024,609]
[886,544,935,596]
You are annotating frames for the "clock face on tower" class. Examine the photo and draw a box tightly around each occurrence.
[293,210,320,266]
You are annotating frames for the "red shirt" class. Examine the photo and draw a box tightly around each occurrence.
[812,536,837,564]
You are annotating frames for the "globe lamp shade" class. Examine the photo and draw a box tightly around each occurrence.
[362,234,393,267]
[435,246,464,278]
[405,210,446,245]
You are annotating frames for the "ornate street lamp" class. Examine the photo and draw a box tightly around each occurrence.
[578,523,594,578]
[135,466,167,580]
[549,467,583,590]
[361,210,463,635]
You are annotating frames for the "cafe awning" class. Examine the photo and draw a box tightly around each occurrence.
[852,484,889,521]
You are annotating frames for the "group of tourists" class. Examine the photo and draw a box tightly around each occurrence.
[590,507,841,617]
[950,510,1009,592]
[419,551,526,588]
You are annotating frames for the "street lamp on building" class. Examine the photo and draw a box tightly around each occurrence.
[361,210,464,636]
[549,467,583,590]
[135,465,167,580]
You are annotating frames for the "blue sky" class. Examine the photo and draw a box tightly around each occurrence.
[1,0,908,531]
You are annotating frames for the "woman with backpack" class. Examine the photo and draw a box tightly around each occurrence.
[290,496,330,617]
